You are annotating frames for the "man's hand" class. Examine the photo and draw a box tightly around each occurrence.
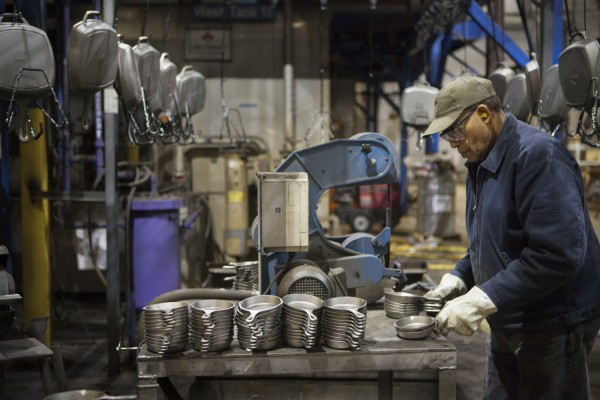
[435,286,498,336]
[423,273,467,301]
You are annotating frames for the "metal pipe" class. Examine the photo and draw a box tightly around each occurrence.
[102,0,121,377]
[283,0,294,153]
[63,0,71,193]
[93,1,104,181]
[95,92,105,180]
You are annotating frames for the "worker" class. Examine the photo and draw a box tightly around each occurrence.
[421,76,600,399]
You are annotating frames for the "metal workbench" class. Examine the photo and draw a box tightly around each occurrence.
[137,309,457,400]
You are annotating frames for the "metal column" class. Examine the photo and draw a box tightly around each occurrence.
[104,88,120,375]
[20,109,52,345]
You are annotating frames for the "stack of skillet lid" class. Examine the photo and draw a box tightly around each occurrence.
[322,296,367,350]
[235,295,282,351]
[143,302,189,354]
[281,294,324,349]
[189,299,235,352]
[228,261,259,291]
[422,297,444,316]
[384,291,423,318]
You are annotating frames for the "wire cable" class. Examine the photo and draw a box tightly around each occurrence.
[516,0,535,54]
[487,0,501,67]
[563,0,574,37]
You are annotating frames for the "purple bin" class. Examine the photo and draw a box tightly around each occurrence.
[131,196,184,309]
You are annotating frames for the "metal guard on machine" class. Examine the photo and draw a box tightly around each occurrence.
[254,132,404,294]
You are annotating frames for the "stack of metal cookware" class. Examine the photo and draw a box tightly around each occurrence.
[384,291,423,318]
[322,296,367,350]
[189,299,235,352]
[143,302,189,354]
[281,294,324,349]
[422,297,444,317]
[228,261,259,291]
[235,295,282,351]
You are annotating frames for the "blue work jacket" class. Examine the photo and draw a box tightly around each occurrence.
[452,113,600,332]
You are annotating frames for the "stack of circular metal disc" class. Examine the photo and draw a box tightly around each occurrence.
[143,301,189,354]
[189,299,235,352]
[235,295,282,351]
[322,296,367,350]
[281,294,324,349]
[228,261,259,291]
[422,297,444,317]
[384,291,423,319]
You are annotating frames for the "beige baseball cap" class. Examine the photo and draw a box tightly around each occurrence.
[422,76,497,137]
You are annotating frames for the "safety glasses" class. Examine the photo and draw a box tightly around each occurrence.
[440,110,474,143]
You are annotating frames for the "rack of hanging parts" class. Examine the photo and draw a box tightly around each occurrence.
[0,11,69,142]
[113,0,182,146]
[558,0,600,147]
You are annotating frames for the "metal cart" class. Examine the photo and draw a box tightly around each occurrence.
[137,309,457,400]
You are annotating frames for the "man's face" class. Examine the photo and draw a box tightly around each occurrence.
[441,106,496,163]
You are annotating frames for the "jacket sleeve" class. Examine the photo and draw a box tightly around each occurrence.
[479,142,587,310]
[452,252,475,289]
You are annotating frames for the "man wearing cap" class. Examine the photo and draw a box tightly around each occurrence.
[422,76,600,399]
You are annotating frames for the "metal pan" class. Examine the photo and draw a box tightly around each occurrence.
[525,54,541,115]
[539,64,569,128]
[558,32,600,110]
[394,315,434,332]
[116,36,142,109]
[396,325,434,340]
[132,36,162,113]
[502,73,530,121]
[0,13,54,100]
[67,10,118,94]
[488,63,514,101]
[43,390,137,400]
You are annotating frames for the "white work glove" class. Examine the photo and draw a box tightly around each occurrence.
[423,273,467,301]
[435,286,498,336]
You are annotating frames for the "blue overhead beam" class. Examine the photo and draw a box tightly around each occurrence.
[466,0,529,69]
[428,25,455,87]
[426,25,455,155]
[550,0,563,64]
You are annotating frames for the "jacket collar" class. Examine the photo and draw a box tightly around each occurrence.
[465,113,516,174]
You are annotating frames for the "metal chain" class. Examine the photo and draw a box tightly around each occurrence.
[411,0,469,55]
[5,67,70,142]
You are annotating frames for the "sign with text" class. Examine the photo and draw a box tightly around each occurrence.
[185,28,231,61]
[192,4,276,21]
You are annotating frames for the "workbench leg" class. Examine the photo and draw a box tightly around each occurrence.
[438,366,456,400]
[1,363,5,400]
[378,370,393,400]
[39,358,53,395]
[138,377,160,400]
[158,377,184,400]
[51,345,67,392]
